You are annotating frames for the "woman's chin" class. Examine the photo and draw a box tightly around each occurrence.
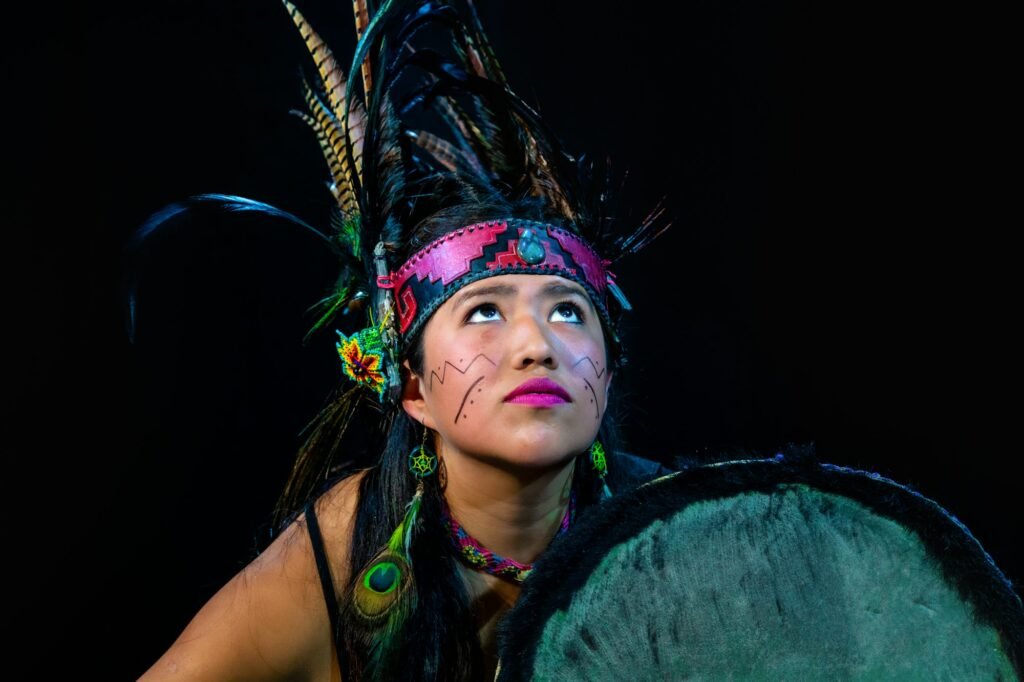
[483,438,588,471]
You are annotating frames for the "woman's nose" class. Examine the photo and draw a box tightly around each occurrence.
[508,312,558,369]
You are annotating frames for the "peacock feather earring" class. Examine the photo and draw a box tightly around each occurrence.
[590,439,613,500]
[348,425,436,668]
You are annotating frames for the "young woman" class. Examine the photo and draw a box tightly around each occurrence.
[131,1,672,679]
[138,256,666,681]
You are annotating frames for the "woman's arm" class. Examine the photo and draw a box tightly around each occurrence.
[138,472,366,682]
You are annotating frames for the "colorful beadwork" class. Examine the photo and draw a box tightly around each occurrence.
[335,326,389,399]
[590,440,608,479]
[439,489,577,584]
[408,443,438,478]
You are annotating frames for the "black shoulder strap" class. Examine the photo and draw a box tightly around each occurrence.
[303,498,352,681]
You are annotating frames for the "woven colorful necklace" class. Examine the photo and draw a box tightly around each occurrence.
[439,489,577,584]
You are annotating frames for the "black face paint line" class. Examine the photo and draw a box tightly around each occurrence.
[429,353,497,391]
[582,377,601,420]
[572,356,607,378]
[455,375,487,424]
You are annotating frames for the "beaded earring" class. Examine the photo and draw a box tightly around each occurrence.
[590,439,613,499]
[408,424,438,478]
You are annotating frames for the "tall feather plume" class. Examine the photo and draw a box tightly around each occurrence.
[407,128,471,173]
[283,0,377,346]
[329,0,672,291]
[352,0,374,100]
[341,0,402,176]
[282,0,366,183]
[431,94,488,176]
[453,0,512,183]
[290,81,359,217]
[461,0,507,85]
[368,90,408,238]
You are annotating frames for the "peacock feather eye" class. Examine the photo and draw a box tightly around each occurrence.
[351,549,413,623]
[364,561,400,594]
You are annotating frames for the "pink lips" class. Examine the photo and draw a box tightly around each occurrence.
[504,377,572,406]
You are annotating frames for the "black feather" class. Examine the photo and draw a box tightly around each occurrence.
[121,193,332,345]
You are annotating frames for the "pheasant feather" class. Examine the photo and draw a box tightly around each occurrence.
[283,0,366,183]
[290,88,359,216]
[352,0,374,101]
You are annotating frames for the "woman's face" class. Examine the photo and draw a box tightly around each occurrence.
[401,274,613,470]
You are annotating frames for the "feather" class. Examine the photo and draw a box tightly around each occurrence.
[299,207,368,344]
[406,129,474,173]
[611,195,673,260]
[352,0,373,100]
[343,0,404,136]
[290,86,359,217]
[271,382,364,527]
[462,0,507,85]
[330,204,363,259]
[349,480,425,670]
[370,94,408,227]
[281,1,343,113]
[432,94,487,176]
[301,284,352,346]
[282,0,366,183]
[122,193,331,345]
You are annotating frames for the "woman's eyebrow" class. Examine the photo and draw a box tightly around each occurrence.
[451,281,591,311]
[541,282,590,301]
[538,283,595,314]
[452,283,518,310]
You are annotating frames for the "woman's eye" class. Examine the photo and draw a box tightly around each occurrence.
[466,303,501,323]
[550,301,585,324]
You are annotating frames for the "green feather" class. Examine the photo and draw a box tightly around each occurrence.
[349,480,425,671]
[301,283,351,346]
[330,210,362,258]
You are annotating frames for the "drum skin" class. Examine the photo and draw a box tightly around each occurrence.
[496,454,1023,681]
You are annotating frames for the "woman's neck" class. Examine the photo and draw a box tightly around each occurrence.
[440,450,576,564]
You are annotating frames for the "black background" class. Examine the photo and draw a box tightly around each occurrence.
[10,0,1019,677]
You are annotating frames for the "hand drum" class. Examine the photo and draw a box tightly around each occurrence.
[496,456,1023,680]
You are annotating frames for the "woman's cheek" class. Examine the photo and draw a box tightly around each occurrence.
[477,325,500,348]
[426,338,499,426]
[569,338,609,376]
[562,336,611,420]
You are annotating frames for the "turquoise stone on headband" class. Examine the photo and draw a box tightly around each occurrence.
[516,227,546,264]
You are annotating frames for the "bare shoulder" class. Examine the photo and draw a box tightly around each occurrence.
[138,469,371,682]
[307,468,372,594]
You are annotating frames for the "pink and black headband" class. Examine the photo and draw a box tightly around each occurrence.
[376,219,631,350]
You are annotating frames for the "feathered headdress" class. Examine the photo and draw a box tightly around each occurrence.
[125,0,670,404]
[279,0,671,405]
[122,0,671,548]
